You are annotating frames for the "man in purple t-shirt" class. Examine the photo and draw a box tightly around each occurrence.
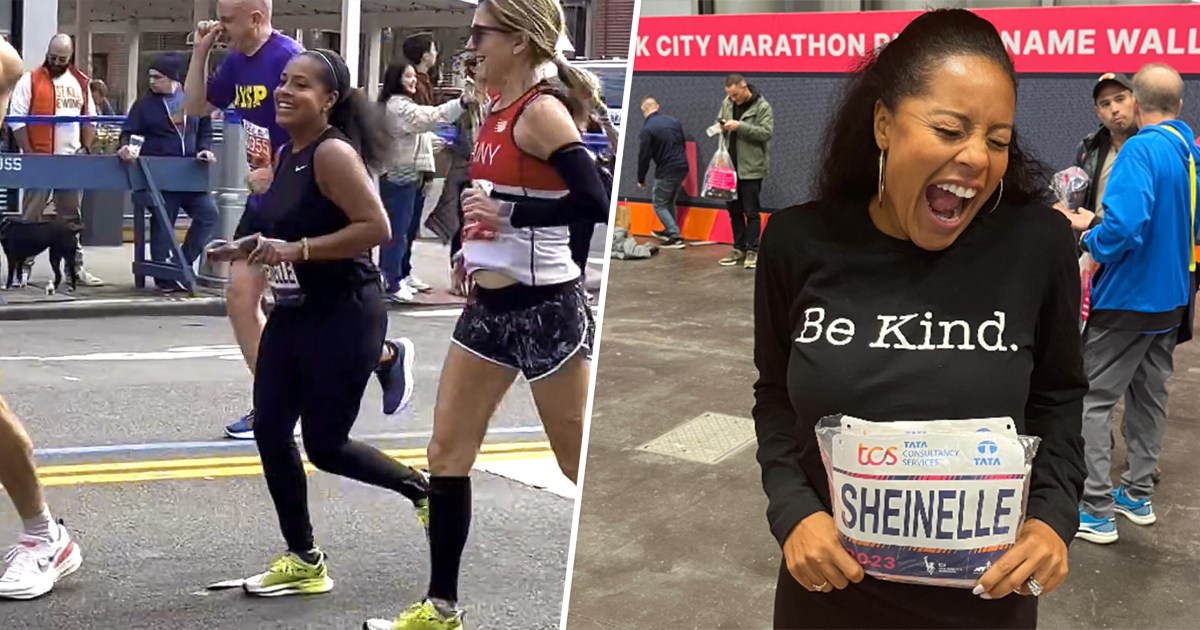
[184,0,415,442]
[183,0,303,440]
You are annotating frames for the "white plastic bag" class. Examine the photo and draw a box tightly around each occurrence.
[1049,166,1090,211]
[815,414,1040,588]
[701,135,738,201]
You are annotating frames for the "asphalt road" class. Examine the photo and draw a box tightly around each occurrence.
[0,313,575,630]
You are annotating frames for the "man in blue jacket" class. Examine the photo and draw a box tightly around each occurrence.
[1064,63,1200,545]
[119,53,218,292]
[637,96,689,249]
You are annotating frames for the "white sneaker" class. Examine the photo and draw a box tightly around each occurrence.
[386,284,417,303]
[404,275,432,293]
[77,269,104,287]
[0,522,82,600]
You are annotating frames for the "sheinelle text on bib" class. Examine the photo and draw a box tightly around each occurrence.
[835,478,1023,549]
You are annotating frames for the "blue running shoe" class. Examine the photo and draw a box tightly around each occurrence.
[1076,506,1118,544]
[1113,487,1156,525]
[224,410,301,440]
[377,338,415,415]
[225,410,256,440]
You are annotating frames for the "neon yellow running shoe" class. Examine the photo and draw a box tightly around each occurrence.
[416,497,430,529]
[362,599,464,630]
[242,551,333,597]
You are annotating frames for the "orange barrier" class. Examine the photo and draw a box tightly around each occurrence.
[621,200,769,244]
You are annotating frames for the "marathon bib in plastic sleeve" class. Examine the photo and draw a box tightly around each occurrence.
[266,262,305,307]
[702,136,738,202]
[816,414,1040,588]
[1049,166,1090,211]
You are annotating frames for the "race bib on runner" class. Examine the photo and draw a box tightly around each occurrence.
[244,120,273,170]
[266,262,304,307]
[816,415,1039,588]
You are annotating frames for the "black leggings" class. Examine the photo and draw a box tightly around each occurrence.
[253,282,429,553]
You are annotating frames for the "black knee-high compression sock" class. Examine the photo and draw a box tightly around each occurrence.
[427,475,471,604]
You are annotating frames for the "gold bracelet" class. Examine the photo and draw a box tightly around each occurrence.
[301,237,310,261]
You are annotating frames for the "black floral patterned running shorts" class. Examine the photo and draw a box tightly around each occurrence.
[451,280,594,382]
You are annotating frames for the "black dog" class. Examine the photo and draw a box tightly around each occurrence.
[0,216,80,293]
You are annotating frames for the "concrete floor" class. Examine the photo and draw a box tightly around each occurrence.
[567,241,1200,629]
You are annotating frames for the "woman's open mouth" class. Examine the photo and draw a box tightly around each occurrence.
[924,182,979,228]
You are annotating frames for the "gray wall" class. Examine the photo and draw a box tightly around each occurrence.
[622,72,1200,211]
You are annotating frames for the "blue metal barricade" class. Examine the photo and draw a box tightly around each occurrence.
[5,115,129,125]
[1,114,230,294]
[0,111,213,295]
[0,153,212,293]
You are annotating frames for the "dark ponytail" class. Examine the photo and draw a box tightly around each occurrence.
[817,9,1049,207]
[329,88,395,173]
[306,48,396,173]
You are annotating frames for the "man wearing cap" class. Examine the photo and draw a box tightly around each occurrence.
[118,53,219,293]
[1061,73,1138,221]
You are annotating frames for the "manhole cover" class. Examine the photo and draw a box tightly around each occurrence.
[638,412,756,464]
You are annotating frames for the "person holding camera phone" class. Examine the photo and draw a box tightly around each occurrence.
[119,53,219,293]
[715,73,773,270]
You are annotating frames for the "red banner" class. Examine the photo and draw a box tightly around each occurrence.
[633,4,1200,74]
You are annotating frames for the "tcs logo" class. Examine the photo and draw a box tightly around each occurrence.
[233,84,269,109]
[857,443,898,466]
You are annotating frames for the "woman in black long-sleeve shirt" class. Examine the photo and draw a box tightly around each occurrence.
[752,10,1087,629]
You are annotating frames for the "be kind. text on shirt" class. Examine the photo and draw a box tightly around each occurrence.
[796,307,1017,352]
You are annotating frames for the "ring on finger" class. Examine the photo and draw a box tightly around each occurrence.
[1025,576,1043,597]
[812,580,828,591]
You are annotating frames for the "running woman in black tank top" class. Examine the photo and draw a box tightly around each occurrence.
[207,50,430,600]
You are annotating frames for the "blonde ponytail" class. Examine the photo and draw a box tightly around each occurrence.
[553,58,603,112]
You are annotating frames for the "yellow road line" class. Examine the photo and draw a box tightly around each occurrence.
[37,441,551,476]
[32,441,555,487]
[40,451,556,487]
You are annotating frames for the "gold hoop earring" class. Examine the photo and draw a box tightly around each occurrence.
[878,151,886,197]
[985,180,1004,215]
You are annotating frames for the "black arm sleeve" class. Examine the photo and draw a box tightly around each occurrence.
[450,177,466,262]
[1022,221,1089,546]
[506,143,611,229]
[753,211,827,546]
